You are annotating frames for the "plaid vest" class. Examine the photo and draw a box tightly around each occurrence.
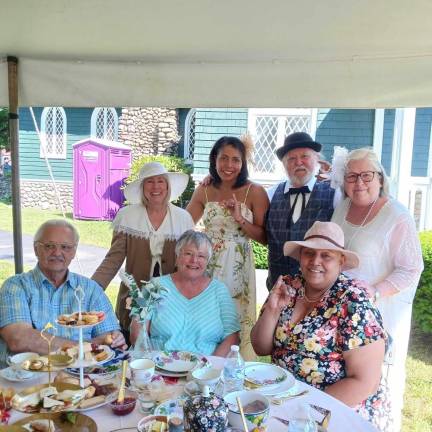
[266,181,335,288]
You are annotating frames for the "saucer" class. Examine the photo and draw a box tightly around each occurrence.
[0,367,37,382]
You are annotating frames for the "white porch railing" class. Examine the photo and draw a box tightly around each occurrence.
[408,177,432,232]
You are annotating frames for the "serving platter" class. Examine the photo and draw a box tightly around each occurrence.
[13,411,97,432]
[56,311,105,329]
[69,345,115,368]
[21,355,75,373]
[11,382,85,413]
[66,348,128,378]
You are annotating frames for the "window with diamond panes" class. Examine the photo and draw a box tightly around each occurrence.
[91,108,118,141]
[248,109,316,181]
[40,107,67,159]
[184,109,196,161]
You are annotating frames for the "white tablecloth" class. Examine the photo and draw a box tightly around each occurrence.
[2,356,378,431]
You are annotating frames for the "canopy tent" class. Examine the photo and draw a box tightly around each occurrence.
[1,0,432,108]
[1,0,432,272]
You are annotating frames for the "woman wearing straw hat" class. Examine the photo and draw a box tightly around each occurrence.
[92,162,194,339]
[251,221,390,431]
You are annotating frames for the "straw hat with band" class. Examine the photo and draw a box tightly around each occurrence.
[283,221,359,271]
[124,162,189,204]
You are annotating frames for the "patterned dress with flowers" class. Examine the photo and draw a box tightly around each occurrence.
[203,199,256,361]
[270,274,391,431]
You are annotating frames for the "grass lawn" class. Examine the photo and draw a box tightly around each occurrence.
[0,202,112,248]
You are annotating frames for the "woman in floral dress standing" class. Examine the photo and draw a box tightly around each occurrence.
[187,136,269,360]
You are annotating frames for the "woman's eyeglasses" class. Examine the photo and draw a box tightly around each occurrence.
[36,241,76,252]
[344,171,381,183]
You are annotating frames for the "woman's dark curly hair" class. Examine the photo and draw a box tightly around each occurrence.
[209,136,249,188]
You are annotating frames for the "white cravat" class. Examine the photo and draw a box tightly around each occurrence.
[285,177,317,223]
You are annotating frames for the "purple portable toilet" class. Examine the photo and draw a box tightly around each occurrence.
[73,138,131,220]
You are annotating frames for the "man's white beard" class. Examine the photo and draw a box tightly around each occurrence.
[289,164,319,186]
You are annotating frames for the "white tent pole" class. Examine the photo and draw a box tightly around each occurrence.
[8,56,23,274]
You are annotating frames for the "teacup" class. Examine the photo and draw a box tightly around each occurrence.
[192,367,222,390]
[129,358,155,388]
[7,352,39,378]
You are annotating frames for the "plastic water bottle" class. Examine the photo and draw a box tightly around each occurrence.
[223,345,245,393]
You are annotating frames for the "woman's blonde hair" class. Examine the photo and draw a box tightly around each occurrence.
[345,147,390,197]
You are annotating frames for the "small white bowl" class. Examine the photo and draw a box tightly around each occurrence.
[7,352,39,378]
[224,390,270,432]
[191,367,221,387]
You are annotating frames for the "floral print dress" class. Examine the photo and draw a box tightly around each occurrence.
[203,196,256,361]
[270,274,391,431]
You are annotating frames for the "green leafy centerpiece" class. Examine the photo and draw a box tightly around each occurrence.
[120,270,168,358]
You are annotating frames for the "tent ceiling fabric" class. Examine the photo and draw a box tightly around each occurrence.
[1,0,432,107]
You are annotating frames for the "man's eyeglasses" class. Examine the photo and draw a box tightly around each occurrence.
[35,241,76,252]
[344,171,381,184]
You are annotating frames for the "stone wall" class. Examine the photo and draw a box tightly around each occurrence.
[20,179,73,211]
[118,107,180,160]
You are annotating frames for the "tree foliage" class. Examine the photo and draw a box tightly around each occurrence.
[0,108,9,151]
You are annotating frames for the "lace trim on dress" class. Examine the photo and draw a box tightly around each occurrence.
[113,225,178,241]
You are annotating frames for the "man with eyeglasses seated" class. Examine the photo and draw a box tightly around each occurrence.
[0,219,127,368]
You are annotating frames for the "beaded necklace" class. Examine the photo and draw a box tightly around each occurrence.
[343,197,378,249]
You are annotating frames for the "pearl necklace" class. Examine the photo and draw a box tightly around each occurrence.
[302,285,332,303]
[344,197,378,249]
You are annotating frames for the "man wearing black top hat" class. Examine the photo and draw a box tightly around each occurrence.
[265,132,335,289]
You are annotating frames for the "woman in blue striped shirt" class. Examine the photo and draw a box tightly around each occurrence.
[130,230,240,356]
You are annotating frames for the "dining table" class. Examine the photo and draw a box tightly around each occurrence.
[1,355,378,431]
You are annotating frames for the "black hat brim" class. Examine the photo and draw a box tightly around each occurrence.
[276,140,322,160]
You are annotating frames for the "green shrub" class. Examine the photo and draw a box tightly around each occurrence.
[125,155,195,208]
[413,231,432,333]
[253,241,268,270]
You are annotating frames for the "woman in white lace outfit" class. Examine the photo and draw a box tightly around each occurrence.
[92,162,194,340]
[331,148,424,432]
[187,136,269,360]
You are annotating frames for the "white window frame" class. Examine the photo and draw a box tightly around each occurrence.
[247,108,317,184]
[40,107,67,159]
[184,108,196,162]
[91,107,119,141]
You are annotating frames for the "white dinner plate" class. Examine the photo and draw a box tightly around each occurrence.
[152,351,209,377]
[0,367,38,382]
[244,362,296,397]
[244,363,287,387]
[152,351,197,373]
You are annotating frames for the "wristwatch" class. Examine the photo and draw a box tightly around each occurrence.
[373,289,381,302]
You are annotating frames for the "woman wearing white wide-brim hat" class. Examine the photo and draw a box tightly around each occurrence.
[251,221,391,431]
[92,162,194,338]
